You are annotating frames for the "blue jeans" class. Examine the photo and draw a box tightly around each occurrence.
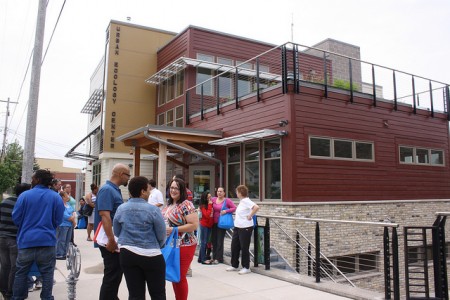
[198,225,211,263]
[56,226,72,258]
[0,237,18,299]
[12,246,56,300]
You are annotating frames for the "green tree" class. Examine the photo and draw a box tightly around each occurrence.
[0,142,23,200]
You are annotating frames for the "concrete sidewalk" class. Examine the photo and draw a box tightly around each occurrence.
[25,230,351,300]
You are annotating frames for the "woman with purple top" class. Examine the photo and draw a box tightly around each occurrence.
[210,187,236,264]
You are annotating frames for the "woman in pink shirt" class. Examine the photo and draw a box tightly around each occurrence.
[210,187,236,264]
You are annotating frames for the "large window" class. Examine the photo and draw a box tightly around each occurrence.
[158,69,185,106]
[399,146,444,166]
[310,136,374,162]
[244,143,260,198]
[227,146,241,198]
[196,54,214,96]
[264,139,281,200]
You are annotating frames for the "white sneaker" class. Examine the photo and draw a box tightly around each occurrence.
[226,266,239,271]
[28,284,35,292]
[238,268,251,275]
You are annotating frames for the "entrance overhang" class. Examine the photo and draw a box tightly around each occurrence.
[116,125,223,192]
[208,129,287,146]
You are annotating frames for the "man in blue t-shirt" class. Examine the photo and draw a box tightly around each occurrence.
[94,163,131,300]
[11,169,65,300]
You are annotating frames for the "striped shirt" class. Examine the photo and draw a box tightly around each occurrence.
[0,196,18,238]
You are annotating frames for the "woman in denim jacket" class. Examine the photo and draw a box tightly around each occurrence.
[113,176,166,300]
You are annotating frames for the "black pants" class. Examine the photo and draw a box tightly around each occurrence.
[99,247,123,300]
[119,248,166,300]
[230,226,253,269]
[211,224,226,262]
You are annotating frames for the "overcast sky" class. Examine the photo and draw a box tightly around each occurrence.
[0,0,449,169]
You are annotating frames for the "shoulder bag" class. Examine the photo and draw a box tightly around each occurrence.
[162,227,181,283]
[217,200,234,229]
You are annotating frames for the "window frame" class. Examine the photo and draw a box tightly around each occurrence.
[399,146,445,166]
[309,136,375,162]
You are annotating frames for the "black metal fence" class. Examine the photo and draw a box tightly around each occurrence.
[186,42,450,124]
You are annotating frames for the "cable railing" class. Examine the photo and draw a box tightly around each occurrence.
[186,41,450,123]
[254,214,400,300]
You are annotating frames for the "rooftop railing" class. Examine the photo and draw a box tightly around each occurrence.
[186,42,450,124]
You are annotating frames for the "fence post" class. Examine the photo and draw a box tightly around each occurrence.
[200,85,204,120]
[412,76,417,114]
[392,71,398,111]
[253,219,259,267]
[372,64,377,107]
[264,218,270,270]
[315,222,320,283]
[392,227,400,300]
[296,231,300,273]
[185,91,190,125]
[256,57,261,102]
[349,58,354,103]
[323,53,328,98]
[281,45,287,94]
[308,243,312,276]
[383,227,392,300]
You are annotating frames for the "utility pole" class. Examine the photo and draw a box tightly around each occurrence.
[0,97,19,160]
[22,0,46,183]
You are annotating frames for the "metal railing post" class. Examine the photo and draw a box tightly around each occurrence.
[446,85,450,121]
[253,220,259,267]
[383,227,392,300]
[235,67,239,108]
[392,227,400,300]
[349,58,354,103]
[315,222,321,283]
[393,71,398,111]
[281,45,287,94]
[296,231,300,273]
[412,76,417,114]
[256,57,261,102]
[264,218,270,270]
[372,64,377,107]
[200,85,204,120]
[323,52,328,98]
[429,81,434,118]
[308,243,312,276]
[216,76,220,115]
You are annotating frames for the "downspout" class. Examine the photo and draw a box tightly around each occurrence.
[143,131,223,187]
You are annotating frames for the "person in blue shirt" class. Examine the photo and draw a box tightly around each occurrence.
[11,169,65,300]
[94,163,131,300]
[55,191,76,260]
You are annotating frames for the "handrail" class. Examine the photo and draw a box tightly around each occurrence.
[435,212,450,216]
[271,219,355,286]
[257,214,399,228]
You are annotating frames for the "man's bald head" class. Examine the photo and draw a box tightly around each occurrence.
[110,163,131,187]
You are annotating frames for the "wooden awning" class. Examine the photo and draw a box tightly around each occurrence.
[116,125,223,192]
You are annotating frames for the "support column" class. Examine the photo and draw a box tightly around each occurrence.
[132,146,140,176]
[158,142,167,205]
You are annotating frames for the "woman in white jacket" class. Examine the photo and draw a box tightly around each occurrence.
[226,185,259,275]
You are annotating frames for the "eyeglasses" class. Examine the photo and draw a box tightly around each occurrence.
[123,173,131,177]
[169,186,180,191]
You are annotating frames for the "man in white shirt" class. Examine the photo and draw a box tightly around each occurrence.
[148,179,164,209]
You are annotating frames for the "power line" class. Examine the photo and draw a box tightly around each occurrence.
[42,0,67,64]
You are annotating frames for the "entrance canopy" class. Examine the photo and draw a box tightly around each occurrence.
[116,125,223,192]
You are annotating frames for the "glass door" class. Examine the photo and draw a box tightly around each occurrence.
[189,165,215,206]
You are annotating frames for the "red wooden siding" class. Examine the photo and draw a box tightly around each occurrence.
[291,85,450,201]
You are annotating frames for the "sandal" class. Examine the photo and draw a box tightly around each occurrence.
[87,237,92,241]
[202,260,212,265]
